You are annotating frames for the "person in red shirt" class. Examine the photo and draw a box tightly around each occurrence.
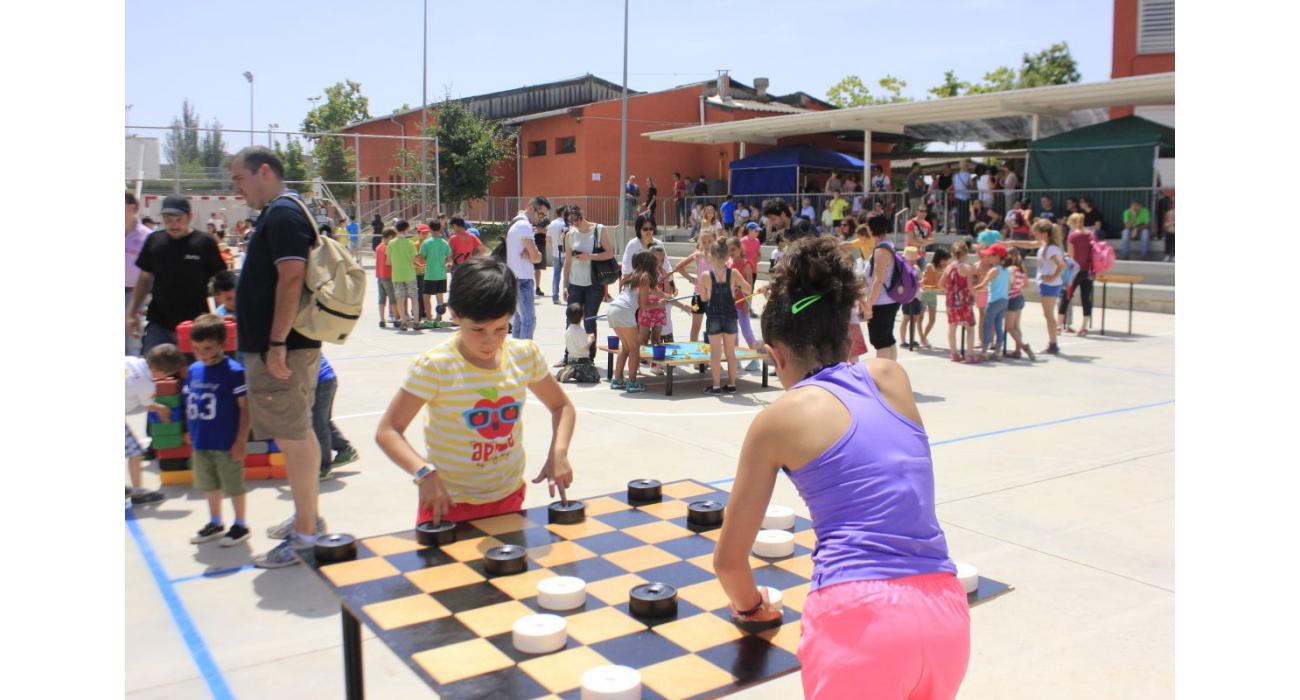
[375,229,396,328]
[447,217,487,270]
[1060,212,1095,336]
[672,172,687,227]
[904,207,933,251]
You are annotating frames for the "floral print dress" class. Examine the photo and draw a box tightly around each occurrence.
[945,264,975,326]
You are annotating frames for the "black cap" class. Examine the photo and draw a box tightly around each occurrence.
[160,195,191,215]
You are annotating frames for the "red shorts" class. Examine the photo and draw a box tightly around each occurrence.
[799,573,970,700]
[848,323,869,357]
[416,482,527,524]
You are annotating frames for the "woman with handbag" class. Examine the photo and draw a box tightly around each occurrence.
[561,206,618,364]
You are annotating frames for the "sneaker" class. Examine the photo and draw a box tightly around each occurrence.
[130,489,166,506]
[704,386,724,395]
[266,514,326,540]
[536,288,546,297]
[319,466,336,481]
[722,385,737,394]
[221,524,251,547]
[624,381,647,393]
[1046,343,1060,355]
[743,360,760,372]
[330,446,359,468]
[609,379,627,390]
[254,538,307,569]
[379,320,386,329]
[420,320,439,330]
[191,522,225,544]
[649,365,666,376]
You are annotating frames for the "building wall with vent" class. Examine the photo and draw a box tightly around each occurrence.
[1111,0,1175,119]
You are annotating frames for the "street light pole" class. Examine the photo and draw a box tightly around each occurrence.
[618,0,629,229]
[420,0,428,217]
[243,71,254,146]
[267,123,278,148]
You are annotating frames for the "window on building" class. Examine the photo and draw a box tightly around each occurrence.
[1137,0,1175,54]
[529,140,547,157]
[556,136,576,154]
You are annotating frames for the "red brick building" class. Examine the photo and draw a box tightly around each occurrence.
[1110,0,1174,123]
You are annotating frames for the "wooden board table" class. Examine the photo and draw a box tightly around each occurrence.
[596,342,770,396]
[1095,274,1145,335]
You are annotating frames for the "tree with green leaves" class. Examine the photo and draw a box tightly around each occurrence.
[164,99,201,166]
[199,119,227,169]
[301,80,371,200]
[433,97,512,212]
[389,147,422,210]
[826,74,912,108]
[273,137,312,189]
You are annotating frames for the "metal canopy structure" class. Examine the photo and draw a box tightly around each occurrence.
[644,73,1175,145]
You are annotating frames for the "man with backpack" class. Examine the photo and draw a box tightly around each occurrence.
[862,213,919,361]
[228,146,325,569]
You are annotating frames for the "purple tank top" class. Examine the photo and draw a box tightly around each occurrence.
[784,363,955,591]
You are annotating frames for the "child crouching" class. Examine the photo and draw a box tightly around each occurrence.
[558,303,601,383]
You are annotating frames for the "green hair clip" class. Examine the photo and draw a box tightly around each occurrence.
[791,294,823,314]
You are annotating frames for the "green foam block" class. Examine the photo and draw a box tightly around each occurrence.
[148,421,184,437]
[154,394,182,408]
[150,433,183,450]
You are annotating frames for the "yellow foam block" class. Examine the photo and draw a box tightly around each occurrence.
[160,470,192,485]
[268,453,286,466]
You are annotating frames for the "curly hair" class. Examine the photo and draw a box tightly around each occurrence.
[760,236,864,366]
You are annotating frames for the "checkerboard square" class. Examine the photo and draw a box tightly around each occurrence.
[660,481,716,499]
[793,528,818,549]
[595,508,664,530]
[622,520,696,545]
[639,654,733,700]
[547,556,627,583]
[635,499,690,520]
[434,666,550,700]
[362,593,451,631]
[454,599,535,637]
[405,562,486,593]
[526,540,597,568]
[439,535,505,562]
[696,634,799,687]
[590,630,692,670]
[752,565,810,593]
[472,513,534,535]
[320,557,401,588]
[568,530,643,556]
[545,518,615,540]
[361,535,424,557]
[699,528,723,542]
[676,579,732,612]
[604,545,681,573]
[781,583,811,613]
[430,582,515,614]
[488,567,561,600]
[633,561,715,590]
[583,572,647,606]
[685,552,765,575]
[758,619,802,655]
[564,606,647,645]
[383,547,458,573]
[775,554,814,579]
[492,527,565,549]
[654,535,717,561]
[412,637,514,685]
[582,495,632,517]
[652,613,745,652]
[517,646,612,693]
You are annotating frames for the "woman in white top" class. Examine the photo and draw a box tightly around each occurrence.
[696,204,723,242]
[976,166,995,208]
[560,205,616,362]
[1031,219,1066,355]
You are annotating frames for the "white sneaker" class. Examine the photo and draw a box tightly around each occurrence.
[266,514,326,540]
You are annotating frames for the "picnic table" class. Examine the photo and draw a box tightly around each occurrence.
[596,341,770,396]
[1095,273,1144,335]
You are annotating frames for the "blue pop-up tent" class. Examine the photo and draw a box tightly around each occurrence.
[729,145,865,196]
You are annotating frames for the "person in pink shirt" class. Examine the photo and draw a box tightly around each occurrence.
[375,229,396,328]
[125,192,152,355]
[740,222,761,267]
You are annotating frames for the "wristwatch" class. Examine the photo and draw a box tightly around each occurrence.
[268,340,286,347]
[413,464,437,484]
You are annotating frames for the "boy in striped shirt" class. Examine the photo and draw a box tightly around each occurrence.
[374,257,577,523]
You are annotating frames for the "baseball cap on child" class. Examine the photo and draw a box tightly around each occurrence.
[980,243,1009,258]
[417,224,431,233]
[744,222,761,231]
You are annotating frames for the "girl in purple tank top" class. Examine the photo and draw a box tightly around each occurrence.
[713,236,970,700]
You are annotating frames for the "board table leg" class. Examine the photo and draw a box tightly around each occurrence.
[1127,282,1134,335]
[1100,281,1108,336]
[762,361,769,387]
[342,605,364,700]
[665,365,674,396]
[606,349,613,379]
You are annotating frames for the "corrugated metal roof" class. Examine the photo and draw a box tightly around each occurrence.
[704,96,809,114]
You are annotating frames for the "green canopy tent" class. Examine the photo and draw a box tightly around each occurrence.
[1023,116,1174,236]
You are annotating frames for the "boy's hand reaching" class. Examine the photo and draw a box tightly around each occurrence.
[230,441,247,463]
[532,452,574,500]
[148,403,170,423]
[419,472,455,524]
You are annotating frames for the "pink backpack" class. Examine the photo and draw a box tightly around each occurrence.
[1090,239,1116,276]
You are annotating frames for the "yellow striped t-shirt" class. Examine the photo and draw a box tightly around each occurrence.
[402,334,549,504]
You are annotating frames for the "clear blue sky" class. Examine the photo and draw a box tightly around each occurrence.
[126,0,1113,150]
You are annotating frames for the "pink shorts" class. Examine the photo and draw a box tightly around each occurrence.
[848,323,868,357]
[416,483,526,525]
[798,573,970,700]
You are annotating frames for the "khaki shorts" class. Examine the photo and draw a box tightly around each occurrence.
[245,348,321,440]
[192,450,247,496]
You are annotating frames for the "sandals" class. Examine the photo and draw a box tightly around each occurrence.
[950,352,963,363]
[1077,327,1089,337]
[1024,345,1037,361]
[964,354,984,364]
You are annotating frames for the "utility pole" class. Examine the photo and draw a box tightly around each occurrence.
[267,122,278,148]
[243,71,254,146]
[420,0,429,218]
[618,0,629,229]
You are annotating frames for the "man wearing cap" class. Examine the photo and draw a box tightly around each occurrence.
[125,192,151,355]
[228,146,323,569]
[127,194,226,355]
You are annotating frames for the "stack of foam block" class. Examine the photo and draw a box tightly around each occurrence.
[244,439,286,480]
[148,378,193,485]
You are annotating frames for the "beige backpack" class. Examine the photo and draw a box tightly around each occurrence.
[280,196,367,343]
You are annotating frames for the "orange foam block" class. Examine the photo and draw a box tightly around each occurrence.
[268,453,286,467]
[160,470,192,485]
[243,466,272,480]
[269,464,288,479]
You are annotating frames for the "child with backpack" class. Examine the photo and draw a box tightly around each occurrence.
[862,214,919,361]
[1062,212,1101,336]
[897,246,925,351]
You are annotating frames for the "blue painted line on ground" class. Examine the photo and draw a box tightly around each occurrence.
[700,399,1174,491]
[170,564,257,585]
[126,509,234,700]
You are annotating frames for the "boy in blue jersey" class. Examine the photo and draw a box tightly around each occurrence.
[185,314,252,547]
